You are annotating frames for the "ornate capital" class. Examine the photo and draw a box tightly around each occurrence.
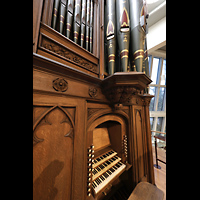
[139,94,154,106]
[101,72,152,105]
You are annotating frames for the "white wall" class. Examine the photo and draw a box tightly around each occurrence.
[147,17,166,54]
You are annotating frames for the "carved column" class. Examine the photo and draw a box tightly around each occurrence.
[140,94,155,185]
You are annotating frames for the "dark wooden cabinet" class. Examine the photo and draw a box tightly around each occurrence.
[33,1,155,199]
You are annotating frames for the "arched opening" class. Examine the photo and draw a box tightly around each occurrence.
[86,113,131,198]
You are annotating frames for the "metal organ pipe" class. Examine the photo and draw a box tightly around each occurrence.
[66,0,75,38]
[50,0,150,82]
[86,0,90,51]
[116,0,130,72]
[105,0,116,75]
[105,0,149,78]
[51,0,94,52]
[89,0,93,53]
[60,0,67,34]
[73,0,81,43]
[81,0,87,47]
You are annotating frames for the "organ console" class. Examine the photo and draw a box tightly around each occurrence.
[92,132,126,197]
[85,121,132,199]
[33,0,155,199]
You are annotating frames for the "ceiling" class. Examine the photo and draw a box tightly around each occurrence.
[147,0,166,56]
[147,0,166,27]
[158,45,166,51]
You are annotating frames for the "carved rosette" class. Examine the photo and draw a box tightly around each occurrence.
[53,78,68,92]
[88,87,98,98]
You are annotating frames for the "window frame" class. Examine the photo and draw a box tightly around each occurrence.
[148,53,166,142]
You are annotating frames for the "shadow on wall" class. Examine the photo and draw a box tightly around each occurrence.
[33,160,64,200]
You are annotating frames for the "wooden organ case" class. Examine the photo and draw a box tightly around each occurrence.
[33,0,155,200]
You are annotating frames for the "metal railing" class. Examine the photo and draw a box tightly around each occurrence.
[151,130,166,169]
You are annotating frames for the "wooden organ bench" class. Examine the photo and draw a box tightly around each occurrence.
[128,182,164,200]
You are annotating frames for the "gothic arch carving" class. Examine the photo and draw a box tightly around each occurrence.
[87,114,126,132]
[87,108,129,131]
[135,109,142,122]
[33,105,75,146]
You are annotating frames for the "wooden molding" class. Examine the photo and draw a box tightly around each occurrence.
[38,23,99,76]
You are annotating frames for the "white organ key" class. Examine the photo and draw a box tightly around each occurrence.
[92,162,126,195]
[92,156,121,180]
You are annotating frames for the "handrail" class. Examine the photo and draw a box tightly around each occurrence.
[151,130,166,135]
[153,130,166,169]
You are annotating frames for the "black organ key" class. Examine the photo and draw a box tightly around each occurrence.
[103,172,108,178]
[104,163,108,166]
[102,174,106,179]
[92,182,97,188]
[100,175,105,180]
[95,180,99,185]
[99,164,104,169]
[116,163,120,168]
[96,178,100,184]
[106,160,110,165]
[113,165,117,170]
[103,162,108,167]
[110,167,115,173]
[97,167,101,171]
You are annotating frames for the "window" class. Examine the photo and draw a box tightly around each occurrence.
[160,59,166,85]
[151,57,160,84]
[148,55,166,139]
[157,87,165,111]
[149,86,156,111]
[150,117,154,130]
[156,117,163,132]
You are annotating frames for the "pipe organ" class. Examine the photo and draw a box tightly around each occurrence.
[51,0,94,53]
[33,0,155,199]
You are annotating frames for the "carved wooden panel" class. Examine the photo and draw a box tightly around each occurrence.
[33,105,75,200]
[37,23,99,78]
[135,109,147,182]
[40,35,98,74]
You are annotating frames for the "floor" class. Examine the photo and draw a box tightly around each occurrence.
[152,144,166,200]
